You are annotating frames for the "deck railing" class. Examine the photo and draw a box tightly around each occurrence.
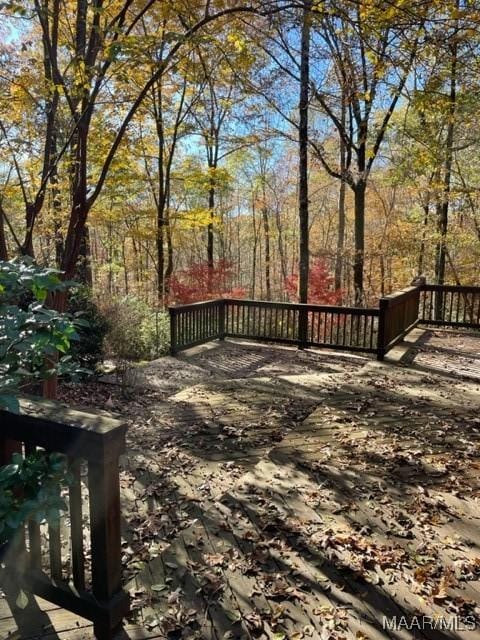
[169,298,225,354]
[377,286,421,360]
[225,299,379,352]
[0,398,129,640]
[169,283,480,360]
[170,298,379,355]
[420,284,480,328]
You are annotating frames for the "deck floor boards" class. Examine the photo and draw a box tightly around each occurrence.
[2,332,480,639]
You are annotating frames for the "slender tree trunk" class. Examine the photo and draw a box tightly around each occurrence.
[435,31,457,287]
[274,202,288,291]
[155,91,166,304]
[131,236,139,291]
[334,98,347,295]
[207,182,215,293]
[165,208,173,300]
[353,180,366,305]
[251,193,258,299]
[379,253,385,297]
[0,206,8,260]
[418,200,429,276]
[75,225,92,286]
[261,181,271,300]
[157,200,165,302]
[122,238,128,294]
[298,0,311,304]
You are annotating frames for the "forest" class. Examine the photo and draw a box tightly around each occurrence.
[1,0,478,331]
[2,3,480,639]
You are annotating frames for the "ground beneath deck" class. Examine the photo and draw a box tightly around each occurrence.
[2,330,480,639]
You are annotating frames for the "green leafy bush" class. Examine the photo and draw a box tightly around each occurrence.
[0,452,71,546]
[0,258,86,412]
[101,295,169,362]
[67,287,109,371]
[0,258,82,548]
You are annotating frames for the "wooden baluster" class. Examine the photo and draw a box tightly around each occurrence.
[169,310,177,355]
[333,312,339,345]
[69,458,85,592]
[22,443,41,571]
[240,303,245,336]
[48,505,62,581]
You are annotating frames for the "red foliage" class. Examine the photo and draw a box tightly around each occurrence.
[285,258,343,304]
[168,259,246,304]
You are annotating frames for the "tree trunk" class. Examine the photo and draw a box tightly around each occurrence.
[0,206,8,260]
[274,202,288,292]
[165,211,173,300]
[207,183,215,293]
[298,0,311,304]
[251,193,258,299]
[122,238,128,294]
[435,32,457,288]
[434,21,457,321]
[261,182,271,300]
[353,180,366,306]
[75,225,92,286]
[334,98,347,295]
[417,200,429,276]
[155,94,167,305]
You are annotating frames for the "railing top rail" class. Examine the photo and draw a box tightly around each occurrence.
[169,298,225,312]
[421,284,480,293]
[225,298,380,315]
[0,397,127,463]
[380,286,420,307]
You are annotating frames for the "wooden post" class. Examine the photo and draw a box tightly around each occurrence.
[0,439,21,465]
[88,453,128,639]
[169,307,177,355]
[377,297,388,360]
[219,299,226,340]
[298,305,308,348]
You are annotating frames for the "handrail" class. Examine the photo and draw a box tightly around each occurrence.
[169,298,224,312]
[226,298,379,314]
[0,398,129,639]
[169,283,480,359]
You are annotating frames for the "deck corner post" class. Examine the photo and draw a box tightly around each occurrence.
[377,297,388,360]
[169,306,177,355]
[88,446,130,638]
[219,299,226,340]
[298,305,308,348]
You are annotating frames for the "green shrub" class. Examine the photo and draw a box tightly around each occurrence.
[100,295,169,362]
[0,258,86,412]
[0,452,71,545]
[67,287,109,371]
[0,258,80,546]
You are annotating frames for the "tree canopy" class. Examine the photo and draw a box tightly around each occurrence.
[1,0,479,307]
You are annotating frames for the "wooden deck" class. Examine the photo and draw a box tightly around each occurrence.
[2,330,480,639]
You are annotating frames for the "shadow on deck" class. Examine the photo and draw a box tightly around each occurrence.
[2,330,480,639]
